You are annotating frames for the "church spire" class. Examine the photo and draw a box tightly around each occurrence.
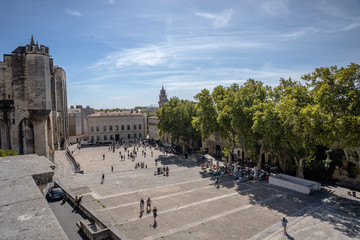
[30,35,34,45]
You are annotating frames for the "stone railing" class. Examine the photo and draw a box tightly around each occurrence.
[65,148,82,173]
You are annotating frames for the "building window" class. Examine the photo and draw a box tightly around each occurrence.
[127,125,130,130]
[139,133,142,138]
[103,126,107,132]
[96,126,99,132]
[97,136,100,141]
[134,124,137,130]
[134,133,137,138]
[110,135,113,140]
[138,124,141,130]
[127,134,131,139]
[91,136,94,141]
[109,125,113,131]
[104,135,107,140]
[121,125,124,131]
[115,125,119,131]
[90,126,94,132]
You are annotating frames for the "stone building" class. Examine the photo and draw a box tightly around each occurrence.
[68,105,94,143]
[158,85,168,107]
[0,36,69,160]
[88,110,147,143]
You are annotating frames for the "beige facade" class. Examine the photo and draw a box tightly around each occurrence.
[68,105,94,143]
[0,36,69,160]
[88,110,146,143]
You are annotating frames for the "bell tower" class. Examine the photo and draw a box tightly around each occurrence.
[158,85,169,107]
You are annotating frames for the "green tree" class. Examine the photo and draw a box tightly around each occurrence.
[275,78,317,178]
[156,97,200,151]
[232,79,273,169]
[193,85,239,163]
[303,63,360,170]
[251,88,284,169]
[192,89,218,142]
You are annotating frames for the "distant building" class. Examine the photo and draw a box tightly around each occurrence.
[158,85,168,107]
[68,105,95,143]
[88,110,147,143]
[0,36,68,160]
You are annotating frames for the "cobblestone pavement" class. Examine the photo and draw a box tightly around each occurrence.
[54,145,360,240]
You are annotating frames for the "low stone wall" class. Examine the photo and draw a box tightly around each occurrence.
[77,219,111,240]
[54,181,127,240]
[269,173,321,194]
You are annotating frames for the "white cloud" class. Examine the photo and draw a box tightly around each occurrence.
[340,22,360,31]
[89,45,168,70]
[195,9,233,28]
[65,9,82,17]
[260,0,289,16]
[89,36,264,71]
[107,0,116,4]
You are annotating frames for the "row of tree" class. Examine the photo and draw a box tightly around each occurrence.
[156,63,360,179]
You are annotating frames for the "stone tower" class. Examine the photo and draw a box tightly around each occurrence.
[0,36,69,160]
[158,85,169,107]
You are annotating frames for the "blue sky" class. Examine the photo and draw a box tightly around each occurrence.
[1,0,359,109]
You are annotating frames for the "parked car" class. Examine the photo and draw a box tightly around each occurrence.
[46,187,64,200]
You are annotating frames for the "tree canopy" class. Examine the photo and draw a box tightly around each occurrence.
[156,97,200,149]
[156,63,360,179]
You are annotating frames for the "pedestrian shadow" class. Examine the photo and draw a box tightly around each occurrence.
[152,221,157,229]
[285,232,295,240]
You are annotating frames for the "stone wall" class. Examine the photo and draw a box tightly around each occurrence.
[0,37,69,160]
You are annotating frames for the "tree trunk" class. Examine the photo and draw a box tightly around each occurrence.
[295,157,304,178]
[343,148,349,170]
[257,143,264,170]
[353,147,360,166]
[228,148,233,164]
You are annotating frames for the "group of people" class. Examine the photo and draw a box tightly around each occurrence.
[135,162,147,169]
[140,197,157,224]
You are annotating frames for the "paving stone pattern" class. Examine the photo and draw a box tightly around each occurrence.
[54,145,360,240]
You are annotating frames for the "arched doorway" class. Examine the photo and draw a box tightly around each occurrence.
[18,118,35,155]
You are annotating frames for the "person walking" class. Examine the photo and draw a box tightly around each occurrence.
[101,173,105,184]
[281,217,288,234]
[146,197,152,212]
[61,193,67,205]
[215,176,219,188]
[153,206,157,223]
[140,198,145,215]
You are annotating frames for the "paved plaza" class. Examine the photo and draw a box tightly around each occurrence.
[53,145,360,240]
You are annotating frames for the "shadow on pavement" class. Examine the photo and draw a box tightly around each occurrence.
[155,155,203,168]
[198,163,360,239]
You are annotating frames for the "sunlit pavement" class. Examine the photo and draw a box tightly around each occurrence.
[54,145,360,240]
